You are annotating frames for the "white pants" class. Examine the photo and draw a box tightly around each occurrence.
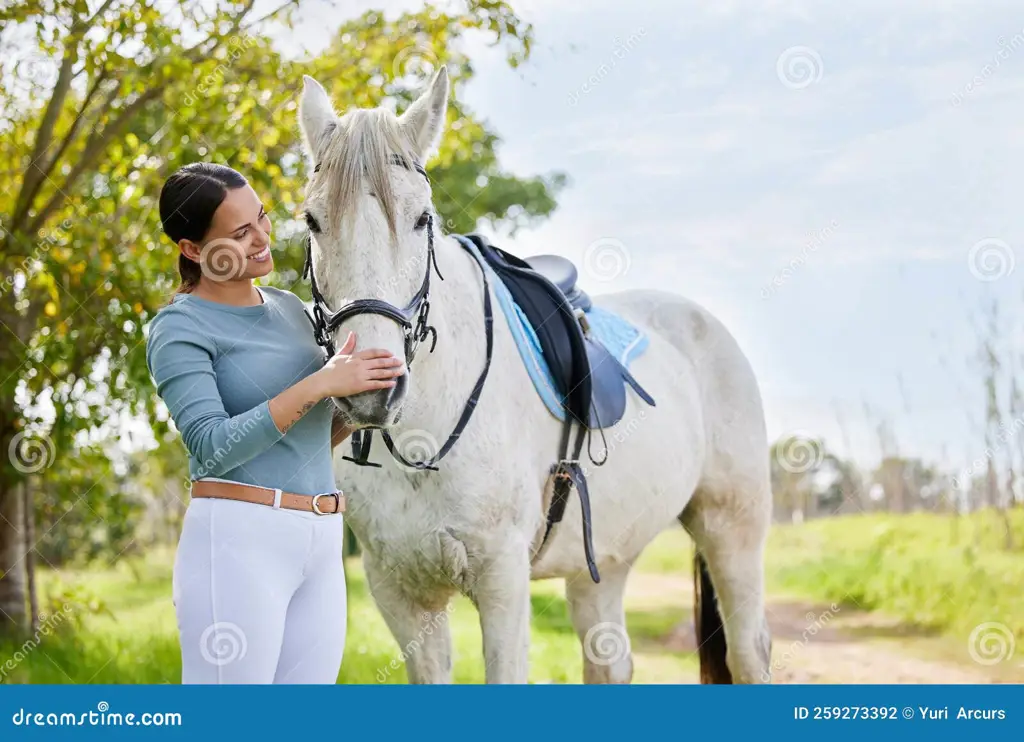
[172,491,347,684]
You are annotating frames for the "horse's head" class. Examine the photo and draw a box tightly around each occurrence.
[298,66,449,427]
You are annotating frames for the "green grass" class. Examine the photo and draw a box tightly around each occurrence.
[761,508,1024,642]
[3,509,1021,684]
[0,535,700,685]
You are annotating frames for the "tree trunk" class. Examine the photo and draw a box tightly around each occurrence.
[0,480,28,638]
[24,480,38,631]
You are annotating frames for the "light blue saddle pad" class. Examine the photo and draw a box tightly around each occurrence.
[474,252,650,423]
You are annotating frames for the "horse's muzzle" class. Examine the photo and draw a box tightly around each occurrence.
[333,372,407,427]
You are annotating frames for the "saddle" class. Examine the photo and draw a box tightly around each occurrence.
[523,254,593,312]
[458,234,657,583]
[460,235,655,431]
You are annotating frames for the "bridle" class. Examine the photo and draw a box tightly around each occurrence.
[302,154,494,471]
[303,155,441,363]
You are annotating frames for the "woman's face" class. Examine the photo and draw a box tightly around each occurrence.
[184,185,274,282]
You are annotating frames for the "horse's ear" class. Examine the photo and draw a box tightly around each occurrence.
[398,65,449,162]
[299,74,337,161]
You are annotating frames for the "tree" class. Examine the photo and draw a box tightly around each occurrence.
[770,433,863,522]
[870,456,940,514]
[0,0,565,636]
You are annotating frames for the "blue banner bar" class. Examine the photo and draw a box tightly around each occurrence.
[1,685,1019,739]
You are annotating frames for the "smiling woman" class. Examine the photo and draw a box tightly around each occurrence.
[144,162,407,684]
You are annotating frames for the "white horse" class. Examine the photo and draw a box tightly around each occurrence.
[297,66,773,684]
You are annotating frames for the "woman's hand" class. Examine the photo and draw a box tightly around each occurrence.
[314,331,405,399]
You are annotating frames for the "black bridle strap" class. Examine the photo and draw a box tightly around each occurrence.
[378,239,494,471]
[342,429,381,468]
[325,298,415,330]
[304,228,435,355]
[303,154,434,358]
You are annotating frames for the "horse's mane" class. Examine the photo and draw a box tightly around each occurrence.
[314,107,418,244]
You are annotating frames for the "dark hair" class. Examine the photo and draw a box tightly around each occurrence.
[158,162,248,294]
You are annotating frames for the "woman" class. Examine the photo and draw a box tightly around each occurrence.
[145,162,404,684]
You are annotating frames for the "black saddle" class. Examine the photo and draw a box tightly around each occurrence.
[523,254,592,312]
[462,235,655,432]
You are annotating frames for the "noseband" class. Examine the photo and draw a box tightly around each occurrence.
[302,154,494,472]
[303,156,441,363]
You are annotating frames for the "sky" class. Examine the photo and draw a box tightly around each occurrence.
[271,0,1024,471]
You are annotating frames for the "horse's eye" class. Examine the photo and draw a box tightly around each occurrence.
[414,211,431,231]
[305,212,321,233]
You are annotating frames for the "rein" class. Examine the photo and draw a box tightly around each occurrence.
[302,155,494,471]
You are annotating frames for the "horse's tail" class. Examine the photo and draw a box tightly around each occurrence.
[693,551,733,684]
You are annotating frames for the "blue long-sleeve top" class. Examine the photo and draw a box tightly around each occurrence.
[144,286,336,496]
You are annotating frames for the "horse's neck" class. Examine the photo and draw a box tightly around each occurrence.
[397,233,496,434]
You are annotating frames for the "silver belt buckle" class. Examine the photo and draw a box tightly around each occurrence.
[311,492,340,515]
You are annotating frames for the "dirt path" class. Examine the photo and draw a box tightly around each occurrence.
[627,573,1024,684]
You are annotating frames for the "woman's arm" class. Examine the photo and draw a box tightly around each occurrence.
[146,311,284,477]
[147,313,400,477]
[330,409,353,450]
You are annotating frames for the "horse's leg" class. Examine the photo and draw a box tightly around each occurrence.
[681,485,772,684]
[363,549,454,684]
[565,561,634,684]
[470,540,531,684]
